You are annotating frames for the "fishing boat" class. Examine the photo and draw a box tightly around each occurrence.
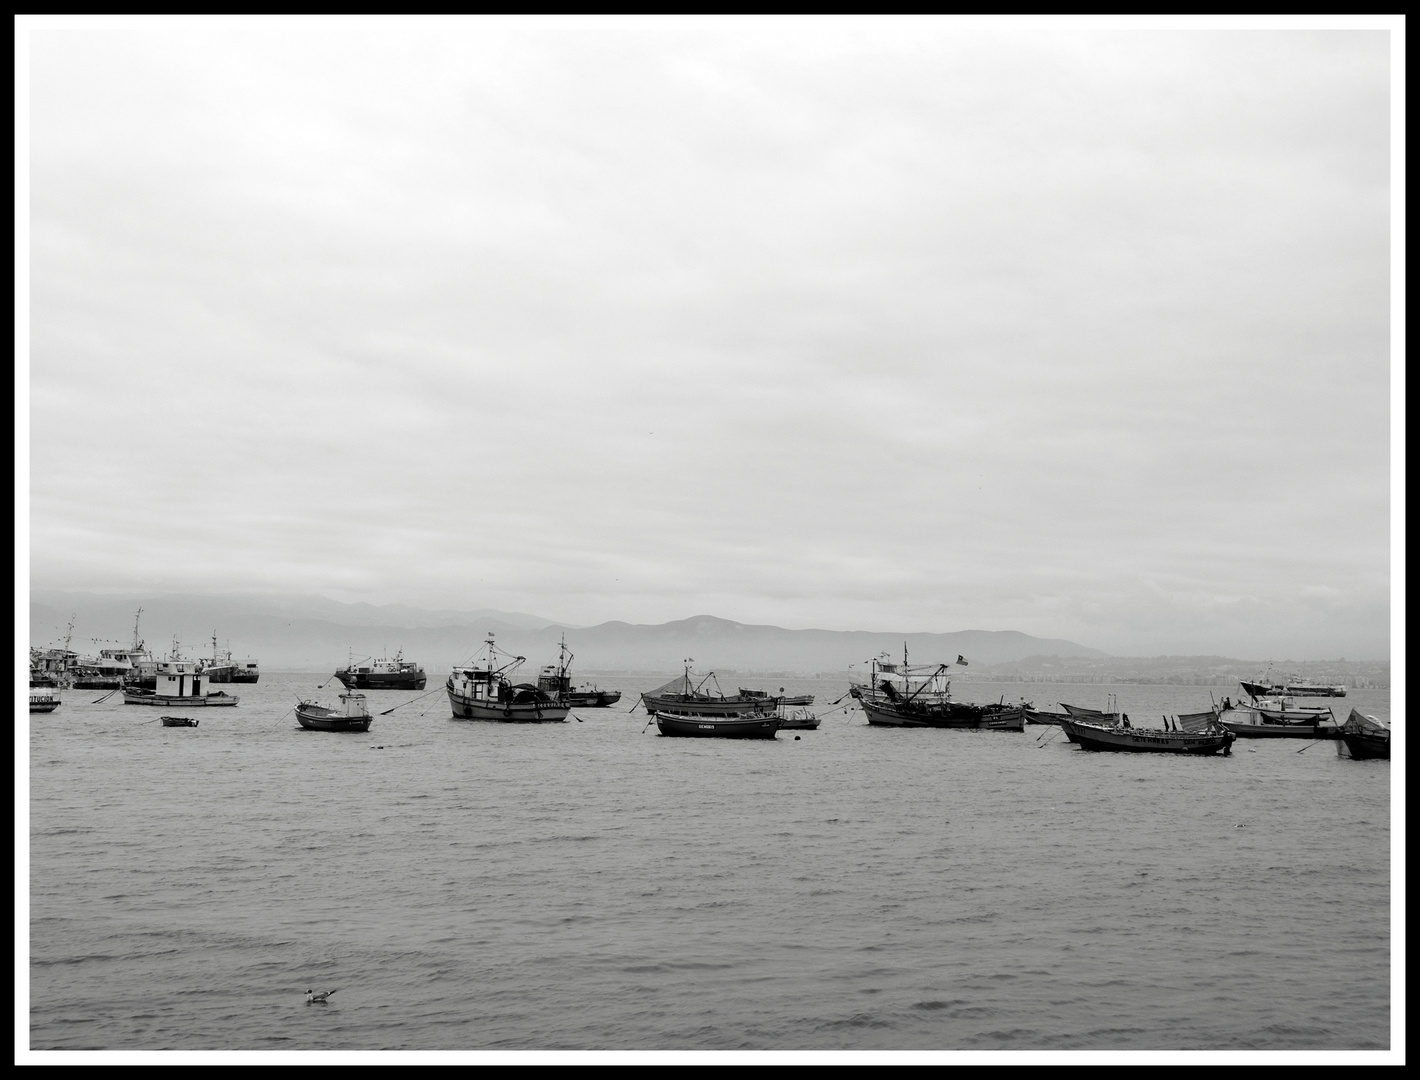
[335,649,426,690]
[1243,696,1336,724]
[160,716,199,728]
[1336,709,1390,760]
[1219,710,1341,740]
[535,636,623,707]
[739,687,816,707]
[1240,675,1346,698]
[1024,707,1070,725]
[229,657,261,683]
[851,648,1021,730]
[121,657,240,707]
[1059,713,1235,755]
[639,664,778,722]
[653,711,782,739]
[29,683,60,713]
[197,633,237,682]
[777,705,821,730]
[296,691,373,732]
[109,608,160,689]
[447,635,570,722]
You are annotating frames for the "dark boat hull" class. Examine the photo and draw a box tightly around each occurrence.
[1241,679,1346,698]
[296,712,372,732]
[654,712,781,738]
[640,693,776,720]
[337,671,427,691]
[160,716,200,727]
[566,690,622,708]
[1061,718,1234,755]
[861,698,1023,730]
[1339,732,1390,760]
[1220,717,1340,739]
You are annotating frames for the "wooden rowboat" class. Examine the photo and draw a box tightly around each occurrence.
[653,711,781,739]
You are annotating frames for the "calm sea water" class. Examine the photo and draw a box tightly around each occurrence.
[26,673,1394,1060]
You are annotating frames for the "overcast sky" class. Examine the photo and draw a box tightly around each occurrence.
[19,17,1399,659]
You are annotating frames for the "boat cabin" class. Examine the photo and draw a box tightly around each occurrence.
[155,658,205,698]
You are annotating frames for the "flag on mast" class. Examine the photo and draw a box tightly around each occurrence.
[956,655,968,666]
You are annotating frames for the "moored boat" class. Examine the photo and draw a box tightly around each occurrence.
[198,634,257,683]
[1336,709,1390,760]
[640,665,778,722]
[160,716,200,728]
[1243,696,1336,724]
[535,637,623,707]
[739,687,816,707]
[29,684,61,713]
[447,635,570,722]
[229,658,261,683]
[777,706,821,730]
[296,691,373,732]
[1240,677,1346,698]
[1059,714,1234,755]
[1219,711,1341,739]
[653,710,782,739]
[121,657,240,707]
[336,649,426,690]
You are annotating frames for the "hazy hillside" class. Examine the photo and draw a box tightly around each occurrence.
[29,592,1107,675]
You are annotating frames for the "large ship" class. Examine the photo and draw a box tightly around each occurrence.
[335,649,426,690]
[198,634,260,683]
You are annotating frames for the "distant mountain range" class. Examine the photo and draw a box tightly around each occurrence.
[28,590,1109,674]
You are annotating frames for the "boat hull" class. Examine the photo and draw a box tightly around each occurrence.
[122,690,240,707]
[861,698,1023,730]
[565,690,622,708]
[337,671,427,691]
[1060,718,1234,755]
[296,711,372,732]
[1241,680,1345,698]
[654,712,781,738]
[1220,717,1340,739]
[1339,732,1390,760]
[160,716,200,727]
[447,687,570,722]
[29,695,60,714]
[640,693,776,720]
[1024,709,1069,725]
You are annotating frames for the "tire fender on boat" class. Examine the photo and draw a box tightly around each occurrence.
[503,708,512,718]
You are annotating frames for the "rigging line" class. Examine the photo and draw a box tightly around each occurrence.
[379,686,444,715]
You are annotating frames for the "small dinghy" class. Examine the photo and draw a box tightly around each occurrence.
[160,716,199,727]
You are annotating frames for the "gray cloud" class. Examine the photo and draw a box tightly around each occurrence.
[25,19,1394,658]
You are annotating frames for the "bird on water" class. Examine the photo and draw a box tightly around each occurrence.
[305,988,338,1003]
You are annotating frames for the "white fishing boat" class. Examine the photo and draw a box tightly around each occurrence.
[446,635,570,722]
[121,656,240,707]
[296,690,373,732]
